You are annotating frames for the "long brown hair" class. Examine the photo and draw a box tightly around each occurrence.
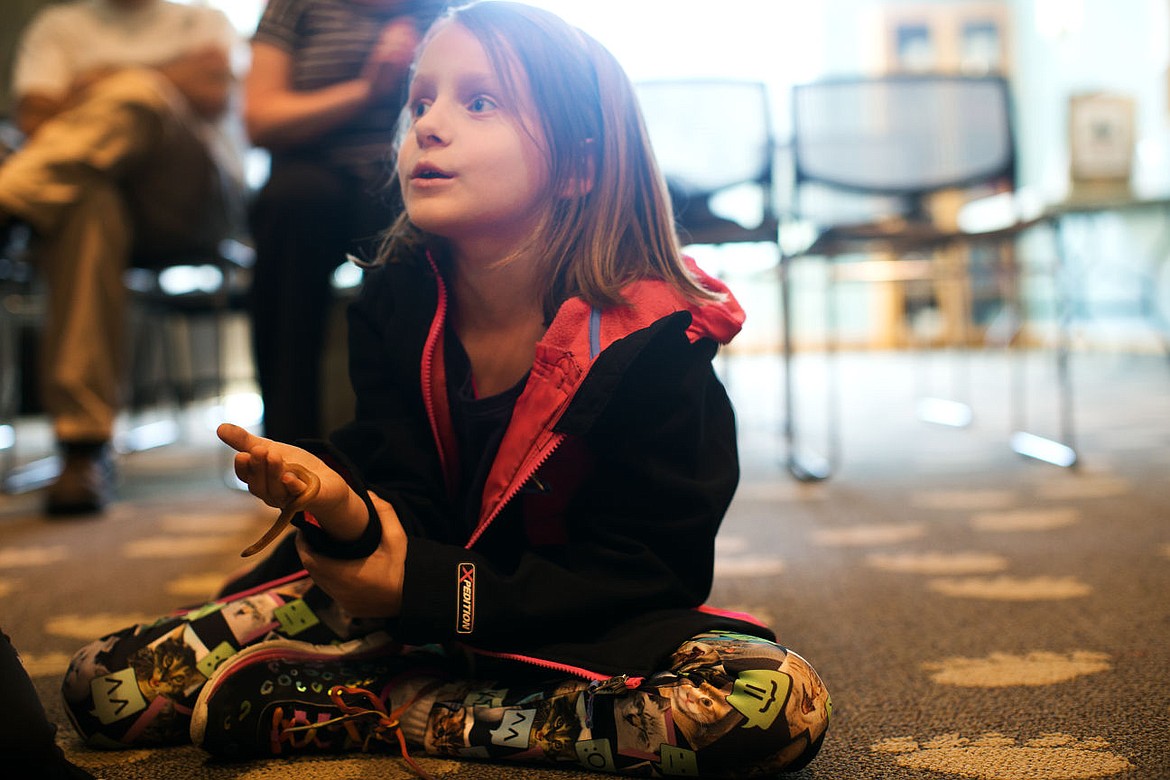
[380,1,716,320]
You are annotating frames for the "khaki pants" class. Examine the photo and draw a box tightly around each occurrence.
[0,69,236,443]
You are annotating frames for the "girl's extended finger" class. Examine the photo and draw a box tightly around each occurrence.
[216,422,253,452]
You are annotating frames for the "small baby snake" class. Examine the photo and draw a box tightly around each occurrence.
[240,463,321,558]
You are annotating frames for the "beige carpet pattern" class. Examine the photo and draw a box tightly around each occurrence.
[1,350,1167,779]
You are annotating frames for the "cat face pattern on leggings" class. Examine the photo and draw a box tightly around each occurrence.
[60,576,367,748]
[420,631,831,777]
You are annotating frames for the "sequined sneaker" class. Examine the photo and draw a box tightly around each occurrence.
[190,633,439,761]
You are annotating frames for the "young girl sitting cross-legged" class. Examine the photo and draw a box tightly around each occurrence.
[60,3,830,776]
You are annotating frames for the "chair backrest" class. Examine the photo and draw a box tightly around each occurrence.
[636,79,777,241]
[790,74,1016,223]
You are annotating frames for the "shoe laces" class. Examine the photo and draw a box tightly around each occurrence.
[280,681,439,780]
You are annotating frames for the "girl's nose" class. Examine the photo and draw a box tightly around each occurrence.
[413,102,449,147]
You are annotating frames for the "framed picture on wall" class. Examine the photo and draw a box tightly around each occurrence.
[1068,92,1135,191]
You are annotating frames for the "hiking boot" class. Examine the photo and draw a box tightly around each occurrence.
[191,634,440,762]
[45,442,114,516]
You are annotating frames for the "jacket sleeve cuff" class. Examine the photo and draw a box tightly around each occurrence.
[288,438,383,560]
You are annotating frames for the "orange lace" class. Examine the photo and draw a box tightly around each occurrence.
[281,681,441,780]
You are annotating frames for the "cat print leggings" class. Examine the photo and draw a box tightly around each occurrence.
[61,573,830,778]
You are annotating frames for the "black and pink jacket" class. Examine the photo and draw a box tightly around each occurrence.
[308,251,774,680]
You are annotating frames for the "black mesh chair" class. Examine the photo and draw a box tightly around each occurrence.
[122,239,255,451]
[636,79,779,392]
[780,74,1060,480]
[636,79,778,249]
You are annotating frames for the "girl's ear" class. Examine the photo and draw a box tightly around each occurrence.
[559,138,596,198]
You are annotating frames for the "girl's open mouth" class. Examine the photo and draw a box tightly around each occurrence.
[412,163,453,180]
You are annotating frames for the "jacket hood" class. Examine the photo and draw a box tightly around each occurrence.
[622,256,745,346]
[541,256,745,361]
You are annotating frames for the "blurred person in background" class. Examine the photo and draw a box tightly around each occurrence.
[0,0,246,515]
[244,0,448,444]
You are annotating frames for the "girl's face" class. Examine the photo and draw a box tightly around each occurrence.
[398,21,551,262]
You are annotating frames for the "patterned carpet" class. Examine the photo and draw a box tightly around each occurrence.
[1,349,1167,779]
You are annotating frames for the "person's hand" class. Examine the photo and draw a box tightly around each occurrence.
[217,423,372,543]
[217,423,335,509]
[361,18,418,98]
[158,45,232,118]
[295,493,408,618]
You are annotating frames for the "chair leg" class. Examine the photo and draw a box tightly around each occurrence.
[0,277,62,494]
[118,304,181,453]
[0,293,16,483]
[208,302,249,491]
[915,247,974,428]
[1008,220,1077,468]
[779,254,832,482]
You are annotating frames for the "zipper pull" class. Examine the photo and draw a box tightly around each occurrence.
[595,674,643,694]
[584,674,644,729]
[519,474,552,494]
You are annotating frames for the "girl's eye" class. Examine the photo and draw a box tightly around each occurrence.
[468,96,497,113]
[410,100,430,120]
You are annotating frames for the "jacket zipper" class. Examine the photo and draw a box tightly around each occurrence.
[464,647,645,730]
[462,645,645,691]
[420,253,451,482]
[465,430,565,549]
[419,252,573,547]
[465,311,598,548]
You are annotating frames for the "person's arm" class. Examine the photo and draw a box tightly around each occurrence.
[16,61,123,136]
[10,6,76,137]
[14,92,61,137]
[15,49,228,135]
[244,18,417,150]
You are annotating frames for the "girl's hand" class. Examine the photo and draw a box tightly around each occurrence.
[295,492,408,618]
[216,423,367,541]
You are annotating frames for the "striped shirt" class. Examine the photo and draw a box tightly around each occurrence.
[253,0,446,188]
